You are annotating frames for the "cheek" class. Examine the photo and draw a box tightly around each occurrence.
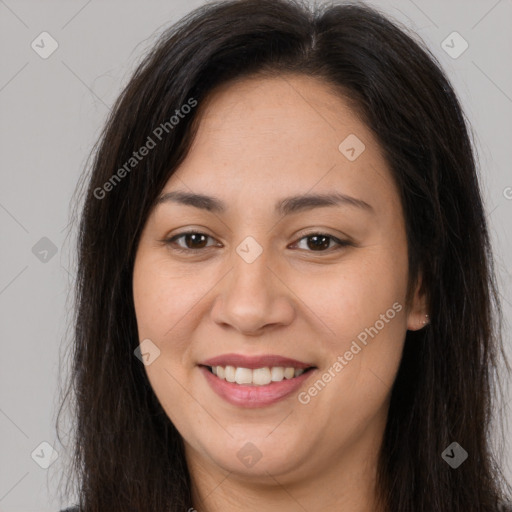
[293,249,408,344]
[133,251,207,342]
[132,253,205,428]
[297,247,409,408]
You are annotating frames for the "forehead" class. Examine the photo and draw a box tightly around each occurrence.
[165,74,398,215]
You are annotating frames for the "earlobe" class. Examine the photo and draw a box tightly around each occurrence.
[406,275,430,331]
[407,311,430,331]
[407,312,430,331]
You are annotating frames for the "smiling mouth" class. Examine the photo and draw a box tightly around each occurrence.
[201,364,316,386]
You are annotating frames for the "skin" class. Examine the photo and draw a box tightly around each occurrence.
[132,74,428,512]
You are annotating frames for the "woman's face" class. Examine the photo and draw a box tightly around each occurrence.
[133,74,426,487]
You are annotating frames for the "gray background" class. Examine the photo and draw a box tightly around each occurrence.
[0,0,511,510]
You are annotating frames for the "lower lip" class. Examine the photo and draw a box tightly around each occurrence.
[199,365,316,408]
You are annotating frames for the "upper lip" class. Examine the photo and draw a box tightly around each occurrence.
[200,353,315,370]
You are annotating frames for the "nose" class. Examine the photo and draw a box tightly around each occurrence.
[210,249,296,336]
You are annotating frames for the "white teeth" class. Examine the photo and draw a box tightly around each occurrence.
[253,367,272,386]
[270,366,284,382]
[224,365,236,383]
[209,365,310,386]
[284,367,295,379]
[234,367,253,385]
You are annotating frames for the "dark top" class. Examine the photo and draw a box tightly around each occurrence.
[61,503,512,511]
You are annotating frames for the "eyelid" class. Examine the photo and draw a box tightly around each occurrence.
[162,229,353,254]
[293,227,353,244]
[164,230,220,251]
[290,231,352,250]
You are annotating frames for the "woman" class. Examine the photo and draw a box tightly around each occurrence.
[57,0,512,510]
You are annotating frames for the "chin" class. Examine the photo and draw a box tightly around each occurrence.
[199,436,311,480]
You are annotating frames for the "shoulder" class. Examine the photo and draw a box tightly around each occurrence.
[60,507,79,512]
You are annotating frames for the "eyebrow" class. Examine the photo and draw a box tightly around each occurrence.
[156,190,374,216]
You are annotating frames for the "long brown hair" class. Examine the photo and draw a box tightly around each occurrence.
[57,0,512,510]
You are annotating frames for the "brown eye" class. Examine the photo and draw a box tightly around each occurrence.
[164,231,351,255]
[293,233,351,252]
[304,234,331,251]
[166,231,218,251]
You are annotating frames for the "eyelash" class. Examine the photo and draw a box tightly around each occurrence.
[163,230,352,255]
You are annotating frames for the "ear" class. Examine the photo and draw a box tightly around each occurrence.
[406,274,429,331]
